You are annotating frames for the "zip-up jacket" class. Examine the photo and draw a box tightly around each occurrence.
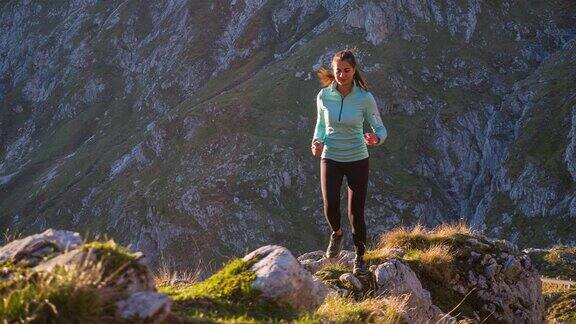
[313,81,387,162]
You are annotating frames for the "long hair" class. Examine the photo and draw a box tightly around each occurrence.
[317,49,368,91]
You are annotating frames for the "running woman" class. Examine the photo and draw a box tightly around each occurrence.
[311,49,387,275]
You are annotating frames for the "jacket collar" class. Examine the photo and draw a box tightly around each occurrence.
[330,80,358,95]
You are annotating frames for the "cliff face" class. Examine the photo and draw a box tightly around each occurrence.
[1,0,575,268]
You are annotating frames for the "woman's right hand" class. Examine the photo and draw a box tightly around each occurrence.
[311,139,323,157]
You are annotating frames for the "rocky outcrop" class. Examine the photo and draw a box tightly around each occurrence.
[300,234,545,323]
[452,236,545,323]
[346,0,482,44]
[0,229,171,323]
[243,245,330,312]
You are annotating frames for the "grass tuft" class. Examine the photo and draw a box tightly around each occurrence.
[0,262,122,323]
[364,246,399,265]
[316,295,405,323]
[418,244,454,265]
[80,240,144,279]
[1,228,22,246]
[377,221,473,251]
[153,263,202,288]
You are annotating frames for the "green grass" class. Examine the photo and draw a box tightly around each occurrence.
[159,258,305,322]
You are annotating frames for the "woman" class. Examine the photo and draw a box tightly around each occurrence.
[311,49,387,275]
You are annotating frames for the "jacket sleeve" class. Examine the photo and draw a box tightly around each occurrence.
[313,91,326,143]
[364,93,387,146]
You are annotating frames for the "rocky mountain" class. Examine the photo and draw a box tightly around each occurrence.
[1,0,575,269]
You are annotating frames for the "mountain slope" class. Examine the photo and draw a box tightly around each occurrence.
[1,0,575,268]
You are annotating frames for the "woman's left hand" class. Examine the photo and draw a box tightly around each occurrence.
[364,133,379,145]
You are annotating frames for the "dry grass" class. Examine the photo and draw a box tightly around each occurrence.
[364,246,398,264]
[418,244,454,265]
[1,228,22,246]
[153,262,203,287]
[318,259,350,273]
[378,221,474,250]
[543,281,573,294]
[316,295,406,323]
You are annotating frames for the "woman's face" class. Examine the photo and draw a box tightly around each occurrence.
[332,59,355,87]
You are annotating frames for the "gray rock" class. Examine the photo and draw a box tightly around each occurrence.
[299,258,326,274]
[374,259,454,324]
[297,250,325,262]
[468,270,478,285]
[0,229,82,266]
[467,238,491,251]
[481,254,494,266]
[243,245,330,312]
[339,273,363,291]
[484,260,500,280]
[494,239,519,254]
[502,255,523,281]
[337,250,356,266]
[477,274,488,289]
[520,254,533,269]
[116,291,172,323]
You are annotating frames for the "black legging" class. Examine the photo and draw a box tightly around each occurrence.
[320,157,369,257]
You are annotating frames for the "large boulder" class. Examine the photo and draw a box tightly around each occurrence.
[243,245,330,312]
[375,259,454,324]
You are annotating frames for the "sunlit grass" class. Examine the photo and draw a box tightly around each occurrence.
[316,295,405,324]
[0,261,122,323]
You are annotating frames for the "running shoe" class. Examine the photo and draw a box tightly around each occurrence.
[353,256,369,275]
[325,232,344,258]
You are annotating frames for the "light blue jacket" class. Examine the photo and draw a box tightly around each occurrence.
[313,81,387,162]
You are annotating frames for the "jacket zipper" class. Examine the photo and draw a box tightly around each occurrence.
[338,96,344,121]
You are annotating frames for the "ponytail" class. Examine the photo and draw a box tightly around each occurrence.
[317,67,335,88]
[353,68,368,91]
